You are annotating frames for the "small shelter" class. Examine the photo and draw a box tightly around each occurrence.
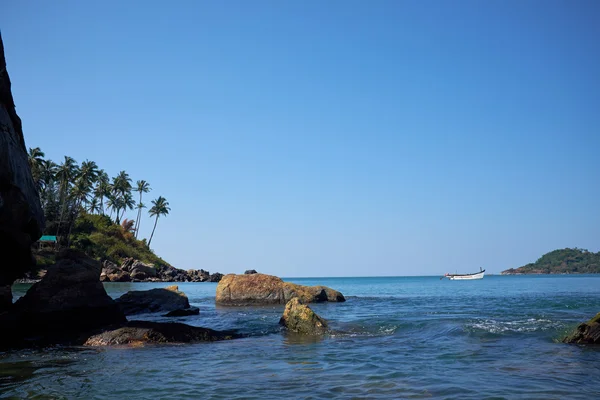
[38,235,58,251]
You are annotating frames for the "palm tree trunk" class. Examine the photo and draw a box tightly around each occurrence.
[148,215,159,247]
[135,192,143,238]
[55,185,67,240]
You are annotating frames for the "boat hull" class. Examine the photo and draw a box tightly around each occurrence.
[446,271,485,280]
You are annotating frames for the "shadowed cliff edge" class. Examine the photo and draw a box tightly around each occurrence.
[0,33,45,305]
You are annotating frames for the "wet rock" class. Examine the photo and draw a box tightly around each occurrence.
[163,307,200,317]
[215,273,345,306]
[116,285,190,315]
[279,298,328,335]
[1,249,125,346]
[83,320,239,346]
[244,269,258,274]
[563,312,600,344]
[0,33,44,286]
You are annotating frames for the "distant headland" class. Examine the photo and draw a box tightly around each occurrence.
[501,248,600,275]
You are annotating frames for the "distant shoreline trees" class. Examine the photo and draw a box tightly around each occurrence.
[27,147,169,248]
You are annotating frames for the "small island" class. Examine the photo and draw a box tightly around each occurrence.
[501,248,600,275]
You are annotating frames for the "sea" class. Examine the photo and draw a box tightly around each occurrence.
[1,275,600,399]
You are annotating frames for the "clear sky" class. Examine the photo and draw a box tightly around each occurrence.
[1,0,599,277]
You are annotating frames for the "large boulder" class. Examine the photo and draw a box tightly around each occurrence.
[0,33,44,286]
[84,320,238,347]
[1,249,125,346]
[563,312,600,344]
[115,285,190,315]
[130,261,157,281]
[100,260,131,282]
[279,298,328,335]
[215,273,345,305]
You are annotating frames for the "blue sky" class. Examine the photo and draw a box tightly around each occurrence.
[1,0,599,276]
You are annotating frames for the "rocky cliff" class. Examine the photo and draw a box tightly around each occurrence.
[0,33,45,287]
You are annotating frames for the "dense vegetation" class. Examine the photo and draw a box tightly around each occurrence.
[502,248,600,274]
[28,147,171,266]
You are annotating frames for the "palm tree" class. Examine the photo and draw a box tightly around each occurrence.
[94,170,110,215]
[87,197,101,214]
[106,193,118,219]
[134,180,151,238]
[134,202,146,236]
[28,147,45,191]
[55,156,79,238]
[147,196,170,248]
[119,192,136,223]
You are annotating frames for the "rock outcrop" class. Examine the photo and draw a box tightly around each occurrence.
[563,312,600,344]
[0,249,125,347]
[99,257,223,283]
[115,285,190,315]
[163,307,200,317]
[0,33,44,287]
[279,298,328,335]
[215,273,345,306]
[84,320,238,346]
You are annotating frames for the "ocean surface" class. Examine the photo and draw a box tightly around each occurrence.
[2,275,600,399]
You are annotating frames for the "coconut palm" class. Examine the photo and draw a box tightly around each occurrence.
[134,180,151,238]
[147,196,170,248]
[135,202,147,237]
[94,171,111,215]
[28,147,45,191]
[55,156,79,237]
[87,197,101,214]
[119,192,136,223]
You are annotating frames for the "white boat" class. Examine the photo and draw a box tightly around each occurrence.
[444,268,485,280]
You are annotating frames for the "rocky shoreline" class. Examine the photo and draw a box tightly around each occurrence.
[1,249,341,349]
[99,257,225,283]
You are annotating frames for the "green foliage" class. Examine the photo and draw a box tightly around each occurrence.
[69,213,171,268]
[503,248,600,274]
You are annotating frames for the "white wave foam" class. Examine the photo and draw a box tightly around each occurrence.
[467,318,559,334]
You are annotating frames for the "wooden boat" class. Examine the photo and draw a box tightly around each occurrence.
[444,268,485,280]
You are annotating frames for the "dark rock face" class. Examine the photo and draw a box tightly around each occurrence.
[215,273,346,306]
[279,298,328,335]
[209,272,224,282]
[163,307,200,317]
[84,320,239,346]
[0,34,44,286]
[0,249,125,347]
[244,269,258,275]
[115,285,190,315]
[0,284,11,311]
[563,312,600,344]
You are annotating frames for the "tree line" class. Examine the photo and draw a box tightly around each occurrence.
[28,147,170,248]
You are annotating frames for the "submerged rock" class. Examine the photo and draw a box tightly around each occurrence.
[563,312,600,344]
[215,273,345,306]
[279,298,328,335]
[1,249,125,347]
[116,285,190,315]
[83,320,239,346]
[163,307,200,317]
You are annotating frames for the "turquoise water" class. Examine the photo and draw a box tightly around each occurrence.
[2,275,600,399]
